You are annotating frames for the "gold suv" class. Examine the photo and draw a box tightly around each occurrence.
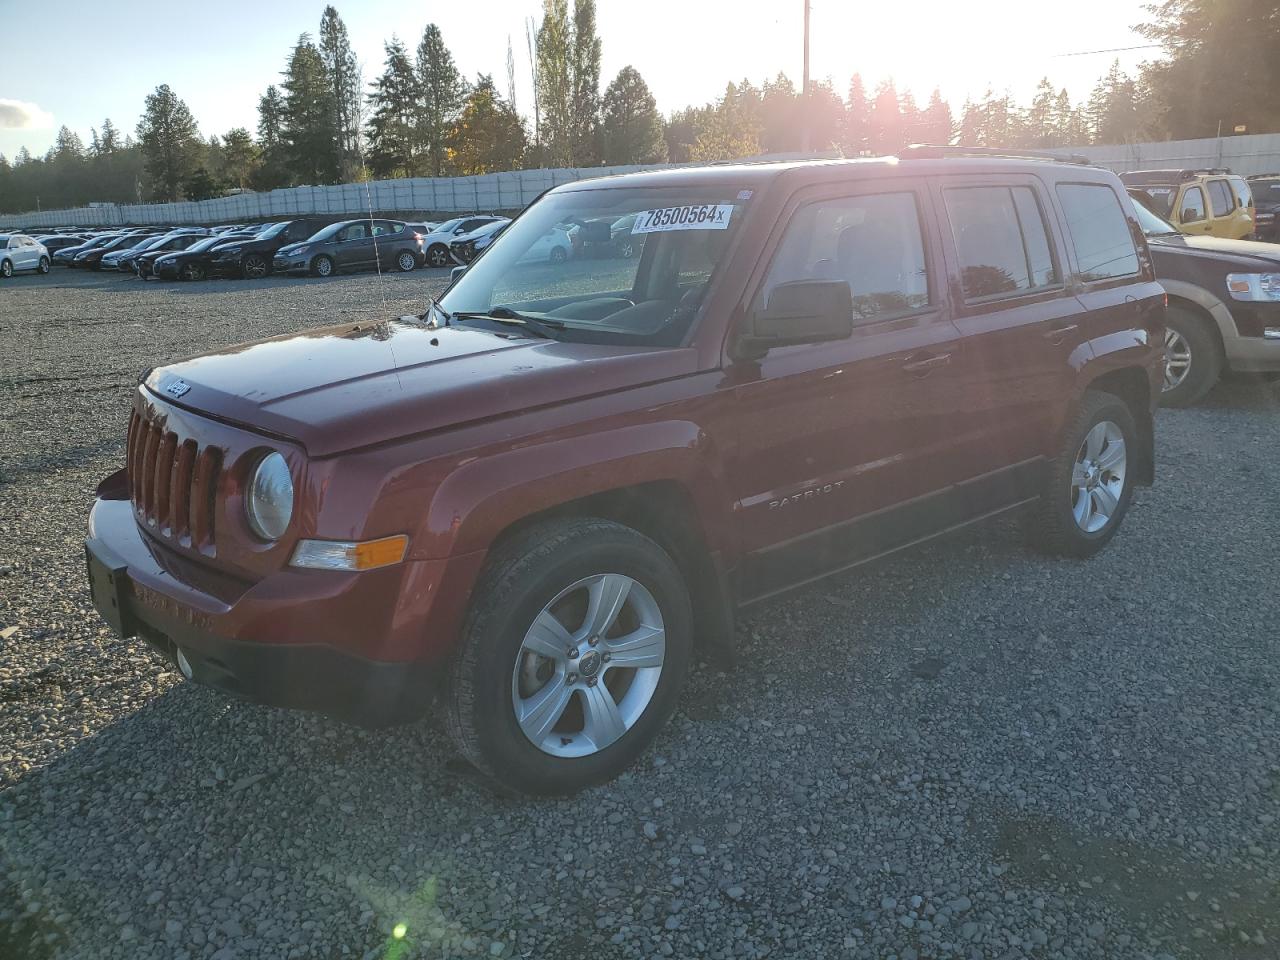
[1121,169,1256,240]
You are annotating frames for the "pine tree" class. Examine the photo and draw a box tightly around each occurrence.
[760,73,801,154]
[416,24,466,177]
[320,5,363,178]
[100,118,121,154]
[1027,77,1057,146]
[691,83,761,162]
[366,38,421,178]
[920,88,954,146]
[135,84,202,201]
[869,80,902,153]
[536,0,573,166]
[281,35,340,185]
[54,126,85,161]
[221,128,260,189]
[569,0,602,164]
[843,74,871,156]
[255,86,290,188]
[446,75,527,174]
[600,66,665,164]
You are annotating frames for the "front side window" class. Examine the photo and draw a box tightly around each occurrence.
[1056,183,1140,281]
[1207,179,1233,217]
[944,185,1060,300]
[760,191,930,322]
[442,186,750,346]
[1180,186,1206,222]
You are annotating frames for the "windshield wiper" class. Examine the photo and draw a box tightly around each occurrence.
[453,307,566,339]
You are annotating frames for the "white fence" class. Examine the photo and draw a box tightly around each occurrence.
[5,134,1280,230]
[0,163,670,230]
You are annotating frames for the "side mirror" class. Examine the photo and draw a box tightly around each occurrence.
[450,265,467,283]
[738,280,854,359]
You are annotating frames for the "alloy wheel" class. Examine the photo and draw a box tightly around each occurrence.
[1,260,11,278]
[1070,420,1127,533]
[1163,328,1192,391]
[398,252,417,272]
[428,246,449,268]
[511,573,666,758]
[315,257,332,277]
[243,255,268,280]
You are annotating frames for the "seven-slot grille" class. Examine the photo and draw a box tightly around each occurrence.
[126,409,222,550]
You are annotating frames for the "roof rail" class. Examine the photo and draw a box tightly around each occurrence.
[900,144,1092,165]
[1246,172,1280,179]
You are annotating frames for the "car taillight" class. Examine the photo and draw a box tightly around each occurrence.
[413,233,425,242]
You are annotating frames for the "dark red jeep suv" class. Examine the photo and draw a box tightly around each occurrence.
[86,152,1165,794]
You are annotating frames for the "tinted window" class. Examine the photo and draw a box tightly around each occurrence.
[944,186,1058,300]
[1056,183,1140,281]
[762,191,930,322]
[372,221,401,236]
[1207,179,1233,217]
[1229,178,1252,209]
[1180,186,1206,221]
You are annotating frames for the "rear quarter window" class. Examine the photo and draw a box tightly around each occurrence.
[1207,179,1233,217]
[1055,183,1139,282]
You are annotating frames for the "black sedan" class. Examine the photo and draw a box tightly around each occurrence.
[205,218,333,279]
[53,234,120,266]
[73,231,161,270]
[124,231,210,276]
[151,232,257,281]
[35,234,92,256]
[272,219,424,277]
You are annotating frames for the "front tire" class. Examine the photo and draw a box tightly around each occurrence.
[446,518,692,796]
[0,259,11,279]
[1029,391,1138,558]
[180,262,205,282]
[1160,304,1222,407]
[396,250,417,272]
[37,257,50,274]
[549,245,568,264]
[311,255,334,278]
[426,244,450,268]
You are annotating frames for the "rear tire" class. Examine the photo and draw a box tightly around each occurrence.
[0,259,11,279]
[37,257,50,274]
[241,253,269,280]
[445,518,692,796]
[549,245,568,264]
[1160,304,1222,407]
[1028,391,1138,559]
[396,250,417,272]
[311,255,334,278]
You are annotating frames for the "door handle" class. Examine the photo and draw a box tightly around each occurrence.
[1043,322,1079,343]
[901,352,951,376]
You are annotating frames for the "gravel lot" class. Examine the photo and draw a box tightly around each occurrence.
[2,268,1279,960]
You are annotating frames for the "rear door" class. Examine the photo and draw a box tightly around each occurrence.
[370,220,403,267]
[728,178,970,600]
[934,176,1089,482]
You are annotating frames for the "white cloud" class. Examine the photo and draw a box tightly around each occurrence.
[0,99,54,130]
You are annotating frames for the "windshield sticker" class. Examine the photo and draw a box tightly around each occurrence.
[632,204,735,234]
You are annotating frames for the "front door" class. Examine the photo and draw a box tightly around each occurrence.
[727,180,968,601]
[335,223,373,269]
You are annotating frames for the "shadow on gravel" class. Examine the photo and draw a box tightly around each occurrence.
[995,814,1280,959]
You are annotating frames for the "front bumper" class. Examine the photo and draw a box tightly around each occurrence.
[272,255,309,274]
[84,489,461,727]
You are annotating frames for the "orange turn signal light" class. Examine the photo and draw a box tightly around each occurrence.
[290,534,409,571]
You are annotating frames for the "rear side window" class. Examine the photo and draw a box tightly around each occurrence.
[943,185,1060,300]
[1229,178,1253,209]
[761,191,931,322]
[1207,179,1233,217]
[1056,184,1140,281]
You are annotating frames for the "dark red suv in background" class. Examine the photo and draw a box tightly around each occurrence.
[86,151,1164,794]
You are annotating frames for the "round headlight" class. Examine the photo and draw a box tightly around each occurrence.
[246,452,294,541]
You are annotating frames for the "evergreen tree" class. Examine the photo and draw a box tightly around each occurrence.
[691,83,761,162]
[100,118,121,154]
[221,128,260,189]
[416,24,467,176]
[869,80,902,153]
[760,73,801,154]
[366,38,420,178]
[446,74,527,174]
[663,106,712,163]
[920,88,954,145]
[135,84,202,201]
[569,0,602,164]
[183,167,224,201]
[536,0,574,166]
[843,74,871,155]
[255,86,290,189]
[1026,77,1057,146]
[600,66,665,164]
[320,5,363,178]
[54,126,85,161]
[281,35,340,184]
[805,80,846,152]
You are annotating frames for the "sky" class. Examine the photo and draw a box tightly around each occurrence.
[0,0,1159,160]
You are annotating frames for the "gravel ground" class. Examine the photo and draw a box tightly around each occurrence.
[2,268,1279,960]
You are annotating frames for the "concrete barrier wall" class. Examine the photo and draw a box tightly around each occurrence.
[5,135,1280,230]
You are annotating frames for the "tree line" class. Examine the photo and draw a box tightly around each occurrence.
[1,0,1276,214]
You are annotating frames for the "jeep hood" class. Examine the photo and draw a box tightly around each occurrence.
[1149,232,1280,266]
[144,320,697,457]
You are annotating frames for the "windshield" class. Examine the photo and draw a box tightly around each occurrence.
[306,222,349,243]
[1130,184,1176,216]
[185,236,225,253]
[255,222,287,238]
[1130,198,1180,236]
[442,186,750,346]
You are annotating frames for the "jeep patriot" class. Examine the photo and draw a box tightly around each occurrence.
[85,152,1165,794]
